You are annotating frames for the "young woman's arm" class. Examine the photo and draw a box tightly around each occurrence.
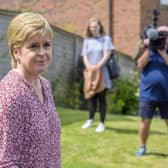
[83,55,91,69]
[98,36,114,68]
[97,49,112,68]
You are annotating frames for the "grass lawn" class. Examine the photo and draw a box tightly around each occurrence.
[57,107,168,168]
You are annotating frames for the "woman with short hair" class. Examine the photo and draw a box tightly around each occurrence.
[0,12,61,167]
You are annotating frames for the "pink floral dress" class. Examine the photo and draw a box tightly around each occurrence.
[0,70,61,168]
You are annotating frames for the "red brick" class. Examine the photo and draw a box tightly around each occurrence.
[1,0,167,57]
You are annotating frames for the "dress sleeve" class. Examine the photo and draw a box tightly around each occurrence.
[103,36,115,50]
[81,39,88,57]
[0,94,25,168]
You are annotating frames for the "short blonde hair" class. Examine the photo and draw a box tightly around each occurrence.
[7,12,53,68]
[84,17,105,38]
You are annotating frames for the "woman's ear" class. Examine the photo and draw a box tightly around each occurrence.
[13,47,19,56]
[12,47,21,63]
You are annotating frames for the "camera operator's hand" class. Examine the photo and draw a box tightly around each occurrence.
[137,48,151,70]
[143,39,150,48]
[157,49,168,66]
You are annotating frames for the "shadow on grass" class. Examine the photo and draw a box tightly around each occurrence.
[106,127,137,134]
[59,107,136,126]
[106,127,166,135]
[146,152,168,158]
[61,115,135,126]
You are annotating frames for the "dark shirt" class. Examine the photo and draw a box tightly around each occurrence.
[140,50,168,102]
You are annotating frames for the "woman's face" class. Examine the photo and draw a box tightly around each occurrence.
[14,35,52,76]
[89,21,101,37]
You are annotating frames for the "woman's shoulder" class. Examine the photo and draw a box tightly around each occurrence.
[84,38,91,43]
[0,72,28,117]
[0,70,28,99]
[103,35,112,41]
[40,76,50,85]
[0,70,20,89]
[40,76,52,91]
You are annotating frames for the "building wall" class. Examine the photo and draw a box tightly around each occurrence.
[1,0,168,79]
[0,0,110,36]
[0,10,83,81]
[0,0,168,57]
[112,0,141,57]
[141,0,168,29]
[0,11,13,79]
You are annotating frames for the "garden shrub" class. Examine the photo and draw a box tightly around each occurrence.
[51,69,139,115]
[107,74,139,115]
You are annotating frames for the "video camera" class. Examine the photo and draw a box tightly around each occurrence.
[141,9,168,50]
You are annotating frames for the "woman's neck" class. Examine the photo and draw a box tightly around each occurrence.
[92,33,101,38]
[13,68,40,87]
[13,68,44,104]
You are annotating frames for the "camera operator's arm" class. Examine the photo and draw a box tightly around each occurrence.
[137,48,150,70]
[157,49,168,65]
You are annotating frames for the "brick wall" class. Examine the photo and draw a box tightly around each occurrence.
[112,0,168,56]
[0,0,168,57]
[141,0,168,29]
[0,0,110,36]
[112,0,141,56]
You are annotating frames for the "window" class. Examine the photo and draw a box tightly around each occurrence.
[160,0,168,5]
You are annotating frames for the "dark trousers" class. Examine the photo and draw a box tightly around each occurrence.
[88,89,107,123]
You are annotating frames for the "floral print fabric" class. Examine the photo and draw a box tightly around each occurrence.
[0,70,61,168]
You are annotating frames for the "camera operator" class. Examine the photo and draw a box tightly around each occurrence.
[137,26,168,69]
[136,25,168,156]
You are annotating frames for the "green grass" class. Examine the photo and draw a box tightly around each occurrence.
[57,107,168,168]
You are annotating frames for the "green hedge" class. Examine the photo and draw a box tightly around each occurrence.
[51,79,87,110]
[51,73,139,115]
[106,75,139,115]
